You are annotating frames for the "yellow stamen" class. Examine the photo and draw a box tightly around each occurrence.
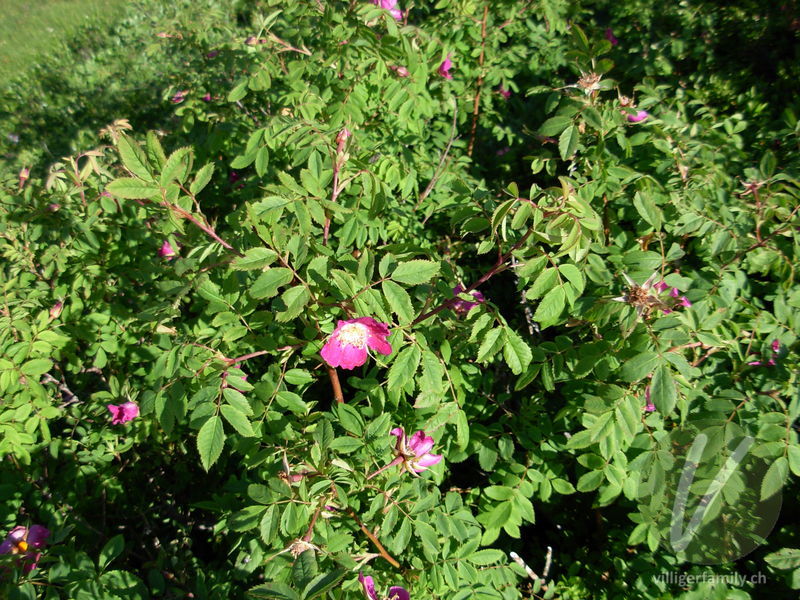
[337,323,368,348]
[16,540,28,552]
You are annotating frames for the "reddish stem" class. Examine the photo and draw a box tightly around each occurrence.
[326,364,344,403]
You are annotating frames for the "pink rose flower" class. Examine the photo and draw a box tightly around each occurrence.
[107,401,140,425]
[390,427,443,474]
[202,93,212,102]
[438,54,453,79]
[644,387,656,412]
[49,301,64,321]
[678,296,691,308]
[0,525,50,573]
[359,573,410,600]
[772,339,781,353]
[627,110,649,123]
[158,240,178,260]
[320,317,392,370]
[452,284,485,315]
[171,90,188,104]
[371,0,403,20]
[605,28,619,46]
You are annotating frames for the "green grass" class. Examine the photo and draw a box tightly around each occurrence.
[0,0,127,85]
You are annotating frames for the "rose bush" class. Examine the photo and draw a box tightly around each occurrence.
[0,0,798,598]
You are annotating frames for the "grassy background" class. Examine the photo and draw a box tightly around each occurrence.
[0,0,127,84]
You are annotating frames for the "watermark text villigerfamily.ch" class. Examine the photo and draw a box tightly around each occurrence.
[656,571,767,587]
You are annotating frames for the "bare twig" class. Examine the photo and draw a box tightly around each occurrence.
[346,508,400,568]
[326,365,345,404]
[467,3,490,157]
[416,99,459,209]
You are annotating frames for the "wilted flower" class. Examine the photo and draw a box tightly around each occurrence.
[612,272,691,319]
[605,28,619,46]
[107,401,139,425]
[0,525,50,573]
[320,317,392,370]
[158,240,178,260]
[7,133,20,144]
[496,146,510,156]
[202,93,212,102]
[359,573,410,600]
[48,203,60,212]
[336,128,352,145]
[498,85,511,99]
[749,340,781,367]
[371,0,403,21]
[576,72,602,95]
[171,90,188,104]
[438,54,453,79]
[627,110,649,123]
[18,166,30,190]
[452,284,485,315]
[390,65,410,77]
[49,301,63,321]
[206,50,219,59]
[644,387,656,412]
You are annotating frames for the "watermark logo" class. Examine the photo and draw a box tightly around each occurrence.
[636,417,782,564]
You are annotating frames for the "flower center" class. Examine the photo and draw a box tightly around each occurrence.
[14,540,28,553]
[337,323,368,348]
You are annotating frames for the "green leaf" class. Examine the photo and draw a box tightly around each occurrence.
[539,115,572,137]
[106,178,161,200]
[223,388,253,415]
[620,352,659,382]
[650,364,676,414]
[391,260,440,285]
[302,570,347,600]
[228,80,249,103]
[276,391,308,415]
[503,329,532,375]
[526,267,558,300]
[233,248,279,270]
[336,404,364,436]
[382,280,414,323]
[21,358,53,377]
[246,583,299,600]
[260,505,279,544]
[160,147,192,187]
[764,548,800,570]
[255,147,270,177]
[292,550,318,589]
[190,163,215,195]
[276,286,311,322]
[558,125,579,160]
[197,416,225,470]
[229,505,266,531]
[117,135,153,181]
[250,268,294,299]
[633,193,662,230]
[221,405,255,437]
[558,264,584,295]
[387,345,421,392]
[97,534,124,572]
[469,549,505,565]
[533,286,565,329]
[477,327,504,363]
[761,456,788,501]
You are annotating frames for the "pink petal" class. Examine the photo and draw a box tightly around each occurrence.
[772,339,780,353]
[321,338,368,370]
[413,452,443,470]
[747,361,762,366]
[388,587,410,600]
[408,430,434,456]
[26,526,49,549]
[358,573,379,600]
[627,110,649,123]
[679,296,692,308]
